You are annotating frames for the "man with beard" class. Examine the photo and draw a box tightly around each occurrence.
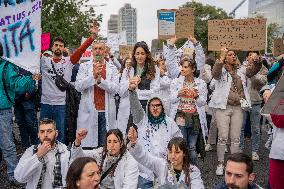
[14,118,72,189]
[39,22,99,143]
[214,153,263,189]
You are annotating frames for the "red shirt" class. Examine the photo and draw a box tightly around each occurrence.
[94,64,106,111]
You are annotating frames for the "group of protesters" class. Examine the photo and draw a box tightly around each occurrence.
[0,20,283,189]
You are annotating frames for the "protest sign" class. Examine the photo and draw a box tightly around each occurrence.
[119,45,133,59]
[208,18,267,51]
[107,31,127,53]
[273,38,284,57]
[261,75,284,115]
[80,37,93,61]
[0,0,42,73]
[41,33,50,51]
[158,8,194,39]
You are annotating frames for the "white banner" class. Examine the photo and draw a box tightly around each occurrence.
[107,31,127,53]
[0,0,42,73]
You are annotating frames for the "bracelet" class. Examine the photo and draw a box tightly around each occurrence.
[74,142,81,148]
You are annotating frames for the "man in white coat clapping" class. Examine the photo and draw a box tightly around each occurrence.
[75,41,119,148]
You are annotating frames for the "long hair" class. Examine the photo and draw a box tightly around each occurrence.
[66,157,98,189]
[132,41,156,80]
[100,129,127,176]
[167,137,191,186]
[120,56,132,74]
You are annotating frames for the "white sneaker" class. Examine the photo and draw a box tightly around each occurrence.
[252,152,260,161]
[216,164,224,176]
[205,144,213,152]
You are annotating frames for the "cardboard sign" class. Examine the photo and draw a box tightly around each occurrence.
[119,45,133,59]
[261,75,284,115]
[158,8,194,39]
[208,18,267,51]
[41,33,51,51]
[273,38,284,56]
[0,0,42,73]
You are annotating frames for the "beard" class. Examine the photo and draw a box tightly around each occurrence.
[227,184,240,189]
[53,49,62,57]
[42,137,56,146]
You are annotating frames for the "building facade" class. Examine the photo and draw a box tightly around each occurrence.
[118,3,137,45]
[248,0,284,33]
[107,14,119,34]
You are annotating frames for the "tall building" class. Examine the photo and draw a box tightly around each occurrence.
[118,3,137,45]
[248,0,284,33]
[107,14,119,34]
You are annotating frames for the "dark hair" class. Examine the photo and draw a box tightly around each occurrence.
[100,129,127,176]
[132,41,156,80]
[246,51,260,57]
[0,43,3,57]
[147,97,165,114]
[39,118,56,129]
[120,56,132,74]
[53,36,65,47]
[205,57,215,69]
[66,157,98,189]
[227,153,253,174]
[180,57,199,77]
[167,137,191,186]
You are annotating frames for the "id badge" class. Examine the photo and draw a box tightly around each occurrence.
[176,116,186,126]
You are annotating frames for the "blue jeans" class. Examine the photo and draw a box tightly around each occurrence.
[14,100,38,148]
[0,109,18,181]
[179,126,198,165]
[138,176,153,189]
[240,104,261,153]
[40,104,66,143]
[98,112,107,147]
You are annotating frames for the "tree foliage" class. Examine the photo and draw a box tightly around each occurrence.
[42,0,102,49]
[267,22,281,53]
[180,1,231,51]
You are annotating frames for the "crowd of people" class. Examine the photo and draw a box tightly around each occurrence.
[0,21,283,189]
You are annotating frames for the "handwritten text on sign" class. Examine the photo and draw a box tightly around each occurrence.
[158,8,194,39]
[208,18,267,51]
[273,38,284,56]
[0,0,42,73]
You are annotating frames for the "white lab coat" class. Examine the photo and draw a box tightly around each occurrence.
[128,143,205,189]
[115,66,160,135]
[75,60,119,147]
[14,142,70,189]
[170,76,208,139]
[71,146,139,189]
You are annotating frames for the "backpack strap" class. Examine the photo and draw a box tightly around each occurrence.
[2,61,14,104]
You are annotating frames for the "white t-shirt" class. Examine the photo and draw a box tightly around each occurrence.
[40,56,74,105]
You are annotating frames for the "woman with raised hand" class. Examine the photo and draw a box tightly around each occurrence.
[71,128,139,189]
[127,127,205,189]
[208,48,262,176]
[170,56,208,166]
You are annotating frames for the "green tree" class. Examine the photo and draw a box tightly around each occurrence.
[180,1,231,51]
[42,0,102,49]
[267,22,281,53]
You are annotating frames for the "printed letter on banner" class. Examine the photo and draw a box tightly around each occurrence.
[0,0,42,73]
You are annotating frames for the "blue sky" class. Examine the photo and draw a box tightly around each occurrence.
[90,0,249,45]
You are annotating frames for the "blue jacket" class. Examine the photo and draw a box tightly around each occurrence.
[0,58,35,109]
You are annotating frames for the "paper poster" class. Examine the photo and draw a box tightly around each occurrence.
[208,18,267,51]
[41,32,50,51]
[158,8,194,39]
[0,0,42,73]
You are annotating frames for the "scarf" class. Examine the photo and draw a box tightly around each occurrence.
[148,112,167,127]
[33,142,63,189]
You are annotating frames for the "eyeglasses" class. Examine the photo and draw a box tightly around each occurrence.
[150,104,162,108]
